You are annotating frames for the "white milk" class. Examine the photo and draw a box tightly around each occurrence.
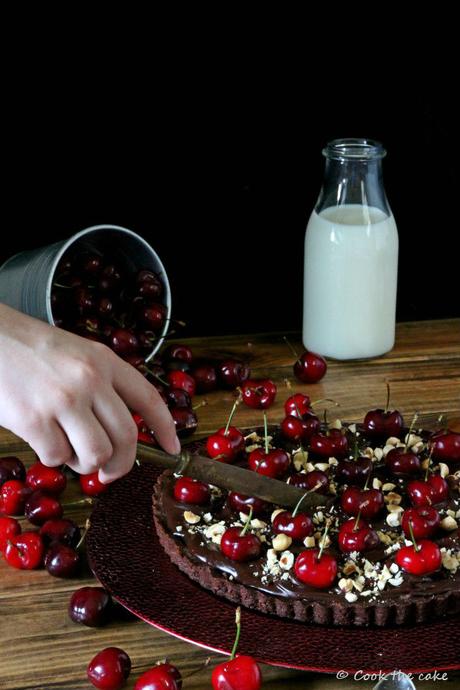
[302,204,398,360]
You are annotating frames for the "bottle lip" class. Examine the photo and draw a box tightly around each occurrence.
[323,138,386,161]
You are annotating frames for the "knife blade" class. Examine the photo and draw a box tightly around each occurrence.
[137,442,331,510]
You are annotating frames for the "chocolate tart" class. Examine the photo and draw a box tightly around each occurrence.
[152,426,460,627]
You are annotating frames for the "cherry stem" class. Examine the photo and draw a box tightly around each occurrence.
[424,443,434,481]
[363,473,371,491]
[353,510,362,532]
[141,365,168,387]
[192,400,208,411]
[240,507,253,537]
[181,657,211,679]
[317,519,332,561]
[404,413,419,452]
[76,518,91,551]
[224,398,240,436]
[284,378,292,389]
[283,336,300,363]
[63,497,93,509]
[385,382,391,414]
[408,519,419,553]
[229,607,242,661]
[263,412,269,455]
[292,492,309,518]
[311,398,338,409]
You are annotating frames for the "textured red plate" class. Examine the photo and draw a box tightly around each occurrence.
[86,462,460,674]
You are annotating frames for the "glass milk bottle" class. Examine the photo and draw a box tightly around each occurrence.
[303,138,398,360]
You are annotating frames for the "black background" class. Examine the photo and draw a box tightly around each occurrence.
[3,49,459,337]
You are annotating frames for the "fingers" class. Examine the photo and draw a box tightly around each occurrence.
[92,389,139,484]
[23,418,75,468]
[59,407,113,475]
[113,359,181,455]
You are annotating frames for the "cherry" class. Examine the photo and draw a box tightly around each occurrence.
[217,360,251,389]
[227,492,269,517]
[431,431,460,464]
[45,542,80,578]
[166,388,192,409]
[211,608,261,690]
[338,517,379,553]
[310,429,349,458]
[139,303,167,331]
[0,456,26,485]
[25,490,63,525]
[289,470,329,495]
[401,507,440,540]
[221,510,261,562]
[284,393,311,418]
[335,457,373,486]
[136,270,163,299]
[280,413,320,443]
[80,472,108,497]
[134,663,182,690]
[163,343,193,363]
[80,253,102,275]
[137,331,157,353]
[294,525,337,588]
[396,539,442,576]
[241,379,277,409]
[0,516,21,551]
[207,400,244,463]
[191,363,218,393]
[284,337,327,384]
[87,647,131,690]
[98,296,114,317]
[407,475,449,507]
[167,371,196,397]
[173,477,210,505]
[171,408,198,436]
[272,494,314,541]
[75,287,96,313]
[248,448,290,479]
[39,518,81,548]
[362,384,404,438]
[0,479,30,515]
[4,531,44,569]
[69,586,112,627]
[385,448,421,476]
[341,487,384,519]
[165,358,191,373]
[110,329,139,356]
[26,461,66,495]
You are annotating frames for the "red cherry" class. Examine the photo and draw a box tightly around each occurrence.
[341,487,384,519]
[191,363,218,393]
[227,492,269,517]
[173,477,210,505]
[165,388,192,409]
[40,518,81,548]
[217,360,251,389]
[134,663,182,690]
[427,475,450,503]
[0,479,29,515]
[284,393,311,418]
[0,516,21,551]
[75,287,96,313]
[207,426,244,463]
[407,475,449,507]
[136,271,163,299]
[139,303,167,331]
[97,296,114,317]
[167,371,196,397]
[335,457,372,485]
[162,343,193,363]
[0,456,26,485]
[273,510,314,541]
[165,358,191,373]
[87,647,131,690]
[45,542,80,578]
[338,518,379,553]
[241,379,277,409]
[293,350,327,384]
[289,470,329,495]
[221,527,261,562]
[171,407,198,437]
[212,656,261,690]
[248,448,290,479]
[280,413,320,443]
[80,472,107,497]
[81,253,103,274]
[69,586,112,627]
[25,490,63,525]
[362,408,404,438]
[396,539,442,576]
[110,328,139,356]
[294,548,337,588]
[26,461,67,495]
[431,431,460,464]
[4,531,44,569]
[385,448,421,476]
[309,429,349,458]
[401,507,440,540]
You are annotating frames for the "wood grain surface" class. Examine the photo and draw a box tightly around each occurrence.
[0,319,459,690]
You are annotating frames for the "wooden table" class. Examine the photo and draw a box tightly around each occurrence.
[1,319,459,690]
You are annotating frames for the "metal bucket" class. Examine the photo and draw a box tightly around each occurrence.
[0,224,171,361]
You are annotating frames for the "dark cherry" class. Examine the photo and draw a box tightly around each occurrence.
[221,527,261,562]
[341,487,384,519]
[293,350,327,384]
[0,456,26,485]
[26,461,66,495]
[284,393,311,418]
[75,287,96,313]
[227,492,269,517]
[167,370,196,397]
[191,363,218,393]
[362,408,404,438]
[407,475,449,507]
[162,344,193,363]
[139,303,167,331]
[134,663,182,690]
[217,360,251,389]
[207,427,244,463]
[173,476,210,504]
[248,448,290,479]
[97,296,114,317]
[137,331,157,353]
[45,542,80,578]
[87,647,131,690]
[110,329,139,356]
[25,490,63,525]
[4,531,44,569]
[165,358,191,373]
[385,447,421,476]
[241,379,277,409]
[136,270,163,299]
[79,472,107,496]
[0,515,21,551]
[396,539,442,576]
[81,253,103,275]
[431,431,460,464]
[273,510,314,541]
[281,412,320,443]
[289,470,329,494]
[294,548,337,588]
[39,518,81,548]
[212,656,261,690]
[309,429,349,458]
[171,407,198,437]
[335,457,373,485]
[166,388,192,409]
[69,586,112,627]
[401,506,440,540]
[0,479,30,515]
[338,517,379,553]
